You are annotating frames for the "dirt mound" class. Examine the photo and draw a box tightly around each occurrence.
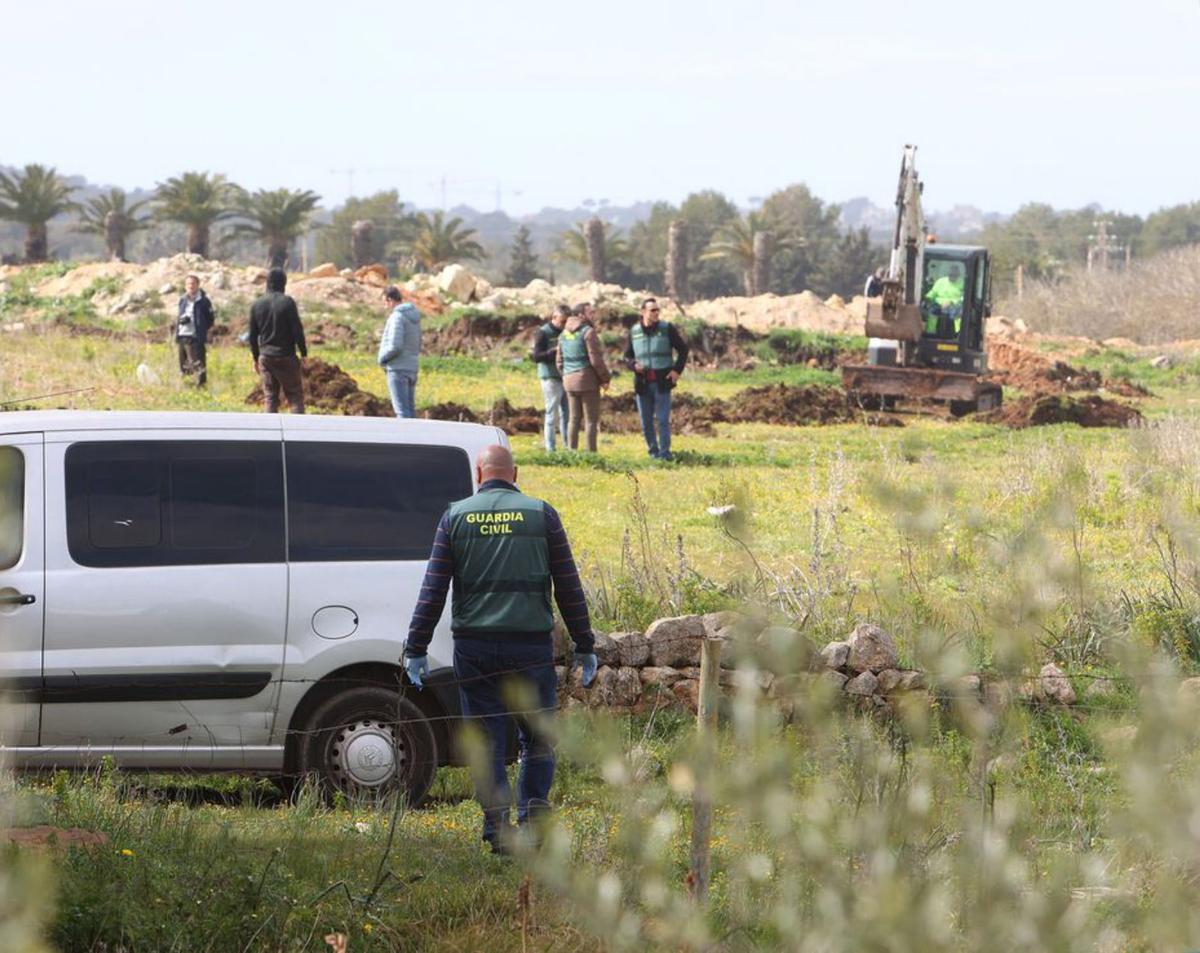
[245,358,393,416]
[982,394,1143,429]
[1102,377,1152,398]
[484,397,545,433]
[1,826,109,851]
[685,290,863,334]
[307,321,357,347]
[420,401,479,423]
[422,384,886,436]
[725,384,856,425]
[988,341,1102,393]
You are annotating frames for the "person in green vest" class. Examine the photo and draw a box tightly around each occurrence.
[403,445,597,854]
[922,263,965,336]
[623,297,689,460]
[530,305,570,451]
[555,303,611,452]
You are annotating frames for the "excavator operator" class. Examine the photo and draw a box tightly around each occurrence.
[923,264,965,337]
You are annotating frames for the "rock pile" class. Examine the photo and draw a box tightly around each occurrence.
[554,614,1081,717]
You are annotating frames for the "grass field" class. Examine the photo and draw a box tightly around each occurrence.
[6,322,1200,950]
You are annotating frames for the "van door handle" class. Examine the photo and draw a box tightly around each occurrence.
[0,593,35,606]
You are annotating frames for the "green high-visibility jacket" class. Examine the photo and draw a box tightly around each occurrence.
[448,486,553,635]
[559,326,592,376]
[631,320,675,371]
[925,276,964,309]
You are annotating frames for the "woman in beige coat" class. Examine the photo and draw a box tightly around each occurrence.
[555,303,611,451]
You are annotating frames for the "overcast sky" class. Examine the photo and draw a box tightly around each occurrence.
[6,0,1198,216]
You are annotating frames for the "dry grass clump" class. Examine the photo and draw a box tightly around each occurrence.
[1003,245,1200,343]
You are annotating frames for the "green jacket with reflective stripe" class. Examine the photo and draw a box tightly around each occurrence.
[559,326,592,376]
[447,486,553,635]
[631,320,675,370]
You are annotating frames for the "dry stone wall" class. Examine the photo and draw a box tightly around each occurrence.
[555,613,1082,716]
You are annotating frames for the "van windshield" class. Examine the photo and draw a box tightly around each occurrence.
[0,446,24,570]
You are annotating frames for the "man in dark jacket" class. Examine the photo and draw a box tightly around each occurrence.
[403,445,597,854]
[623,297,689,460]
[530,305,570,451]
[249,268,307,413]
[176,274,215,386]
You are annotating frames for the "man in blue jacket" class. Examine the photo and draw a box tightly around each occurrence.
[404,444,597,854]
[176,274,215,387]
[378,286,422,418]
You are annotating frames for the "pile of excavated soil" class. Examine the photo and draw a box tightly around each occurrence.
[683,291,864,334]
[245,358,393,416]
[988,341,1102,393]
[981,394,1143,429]
[25,254,441,322]
[421,384,885,434]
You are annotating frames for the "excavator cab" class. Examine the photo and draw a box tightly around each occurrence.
[914,246,991,373]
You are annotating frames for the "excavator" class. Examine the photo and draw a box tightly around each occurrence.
[841,145,1002,414]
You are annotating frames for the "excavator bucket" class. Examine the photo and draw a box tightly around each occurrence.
[865,300,923,342]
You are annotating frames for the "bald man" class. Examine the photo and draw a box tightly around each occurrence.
[404,444,597,854]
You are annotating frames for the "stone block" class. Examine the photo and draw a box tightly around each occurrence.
[846,622,899,673]
[821,641,850,670]
[646,615,705,667]
[609,631,649,668]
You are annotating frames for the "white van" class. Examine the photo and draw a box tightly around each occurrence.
[0,411,509,804]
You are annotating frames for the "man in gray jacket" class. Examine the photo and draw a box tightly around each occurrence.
[378,286,422,418]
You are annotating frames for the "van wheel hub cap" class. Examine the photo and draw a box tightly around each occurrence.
[330,719,404,788]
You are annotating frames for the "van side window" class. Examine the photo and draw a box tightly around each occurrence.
[0,446,24,570]
[286,442,472,562]
[65,441,285,568]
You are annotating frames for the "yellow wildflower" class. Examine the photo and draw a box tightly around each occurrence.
[119,848,134,857]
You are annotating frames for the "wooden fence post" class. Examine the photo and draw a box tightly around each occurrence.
[689,637,722,903]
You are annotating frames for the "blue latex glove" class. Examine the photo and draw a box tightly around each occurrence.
[405,655,429,689]
[578,653,598,688]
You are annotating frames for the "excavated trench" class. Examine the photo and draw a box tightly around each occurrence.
[245,357,1144,432]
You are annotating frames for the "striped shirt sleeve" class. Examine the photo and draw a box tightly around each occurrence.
[544,502,594,654]
[404,511,453,658]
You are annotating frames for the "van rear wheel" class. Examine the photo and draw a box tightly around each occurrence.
[299,686,437,807]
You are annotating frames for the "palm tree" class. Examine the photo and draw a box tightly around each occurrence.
[233,188,321,268]
[557,219,628,282]
[409,211,485,271]
[153,172,238,258]
[701,212,799,295]
[74,188,151,262]
[0,164,77,262]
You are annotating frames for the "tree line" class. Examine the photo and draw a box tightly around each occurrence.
[280,181,881,301]
[0,165,883,299]
[0,166,490,275]
[6,163,1198,301]
[979,201,1200,292]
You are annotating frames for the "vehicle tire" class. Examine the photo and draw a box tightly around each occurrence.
[298,686,437,807]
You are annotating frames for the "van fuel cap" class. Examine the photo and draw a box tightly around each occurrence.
[312,606,359,640]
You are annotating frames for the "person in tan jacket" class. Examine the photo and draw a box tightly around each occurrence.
[555,303,610,452]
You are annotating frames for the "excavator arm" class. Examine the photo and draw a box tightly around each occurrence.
[866,144,926,344]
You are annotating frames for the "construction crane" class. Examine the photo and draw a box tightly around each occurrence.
[842,145,1002,415]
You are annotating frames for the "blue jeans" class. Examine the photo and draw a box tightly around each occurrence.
[453,638,558,843]
[539,378,569,451]
[386,369,417,418]
[636,385,673,459]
